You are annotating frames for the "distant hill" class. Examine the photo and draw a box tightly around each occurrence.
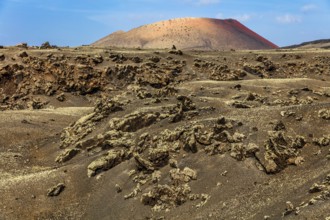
[283,39,330,49]
[92,17,278,50]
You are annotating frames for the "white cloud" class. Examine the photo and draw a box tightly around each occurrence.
[216,13,254,22]
[40,6,97,14]
[87,14,114,25]
[233,14,253,22]
[196,0,220,5]
[301,4,318,12]
[88,13,165,28]
[215,13,224,19]
[276,14,302,24]
[185,0,220,5]
[5,0,26,3]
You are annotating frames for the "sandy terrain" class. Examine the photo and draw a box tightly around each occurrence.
[0,45,330,219]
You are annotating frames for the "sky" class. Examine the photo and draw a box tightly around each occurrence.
[0,0,329,47]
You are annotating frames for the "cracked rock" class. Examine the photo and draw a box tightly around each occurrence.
[318,109,330,120]
[55,148,80,163]
[87,149,126,177]
[47,183,65,197]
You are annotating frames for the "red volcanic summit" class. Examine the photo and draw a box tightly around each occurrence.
[92,17,278,50]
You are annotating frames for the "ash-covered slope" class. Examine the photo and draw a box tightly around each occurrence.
[92,17,278,50]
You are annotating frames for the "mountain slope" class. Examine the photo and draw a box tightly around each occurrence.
[92,17,278,50]
[283,39,330,49]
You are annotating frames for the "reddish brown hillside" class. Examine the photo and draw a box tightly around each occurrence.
[92,17,278,50]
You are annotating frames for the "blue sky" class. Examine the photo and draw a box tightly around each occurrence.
[0,0,329,47]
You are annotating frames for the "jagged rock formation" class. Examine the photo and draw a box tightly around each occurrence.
[1,45,330,220]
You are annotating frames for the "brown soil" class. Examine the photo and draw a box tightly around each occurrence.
[0,45,330,220]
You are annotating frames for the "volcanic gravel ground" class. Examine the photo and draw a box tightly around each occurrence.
[0,45,330,219]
